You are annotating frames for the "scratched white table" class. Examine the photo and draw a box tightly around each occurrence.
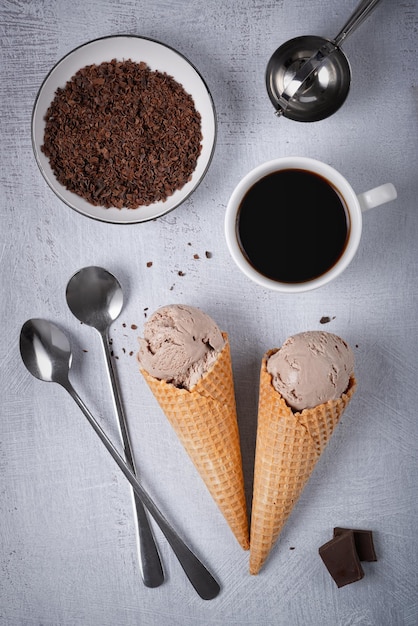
[1,1,417,625]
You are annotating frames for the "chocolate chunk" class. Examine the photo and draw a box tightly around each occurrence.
[333,528,377,562]
[319,532,364,588]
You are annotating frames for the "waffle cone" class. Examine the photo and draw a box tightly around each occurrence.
[249,351,356,574]
[140,334,249,550]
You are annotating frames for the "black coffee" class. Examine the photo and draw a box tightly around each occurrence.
[236,169,350,283]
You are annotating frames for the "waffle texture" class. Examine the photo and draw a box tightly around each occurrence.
[249,351,357,574]
[140,334,249,550]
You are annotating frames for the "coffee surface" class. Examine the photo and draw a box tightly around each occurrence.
[236,169,350,283]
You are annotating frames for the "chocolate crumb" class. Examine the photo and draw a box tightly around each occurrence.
[146,261,153,268]
[122,348,126,353]
[205,251,212,258]
[320,316,336,324]
[131,324,138,330]
[129,351,134,356]
[178,271,185,276]
[193,254,200,259]
[122,323,126,328]
[170,284,175,291]
[82,349,88,353]
[289,547,295,550]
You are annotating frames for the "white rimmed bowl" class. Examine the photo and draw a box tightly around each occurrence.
[32,35,217,224]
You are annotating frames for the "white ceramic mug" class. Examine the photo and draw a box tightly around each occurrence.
[224,157,397,293]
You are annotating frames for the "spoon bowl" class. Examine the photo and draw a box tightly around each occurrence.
[66,266,123,332]
[20,318,72,384]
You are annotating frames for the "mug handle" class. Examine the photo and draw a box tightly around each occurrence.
[357,183,397,212]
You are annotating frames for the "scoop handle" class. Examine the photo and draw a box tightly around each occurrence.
[62,379,221,600]
[357,183,397,212]
[334,0,383,47]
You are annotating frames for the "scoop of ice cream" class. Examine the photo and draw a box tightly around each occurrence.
[267,331,354,411]
[137,304,225,390]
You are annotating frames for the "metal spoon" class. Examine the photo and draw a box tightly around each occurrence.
[19,318,221,601]
[65,266,163,588]
[266,0,383,121]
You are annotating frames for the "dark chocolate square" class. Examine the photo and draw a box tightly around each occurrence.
[333,527,377,562]
[319,531,364,588]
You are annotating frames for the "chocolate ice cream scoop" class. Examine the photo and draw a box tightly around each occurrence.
[267,331,354,411]
[137,304,225,390]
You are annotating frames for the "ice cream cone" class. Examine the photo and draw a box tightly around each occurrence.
[249,351,356,574]
[140,334,249,550]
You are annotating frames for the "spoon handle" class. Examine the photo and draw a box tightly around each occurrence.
[100,332,164,588]
[334,0,382,47]
[63,380,221,601]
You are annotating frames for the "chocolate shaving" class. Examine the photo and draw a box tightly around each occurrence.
[41,59,202,209]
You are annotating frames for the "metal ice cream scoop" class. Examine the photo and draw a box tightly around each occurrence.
[266,0,383,121]
[19,318,220,600]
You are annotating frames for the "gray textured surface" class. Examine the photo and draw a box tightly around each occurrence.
[1,1,417,625]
